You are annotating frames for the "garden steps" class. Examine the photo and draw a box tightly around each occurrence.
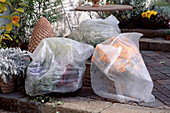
[121,29,169,38]
[139,38,170,52]
[121,28,170,52]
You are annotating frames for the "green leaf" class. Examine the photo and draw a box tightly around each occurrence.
[4,31,10,34]
[0,15,10,18]
[16,39,19,43]
[13,35,16,40]
[52,104,55,108]
[13,23,20,27]
[49,99,52,103]
[5,1,11,6]
[6,23,12,31]
[159,61,165,64]
[57,101,61,105]
[19,35,22,40]
[18,3,29,7]
[0,4,7,10]
[41,100,44,103]
[0,35,3,42]
[34,99,37,102]
[4,34,13,41]
[13,12,20,15]
[0,26,5,30]
[14,8,24,13]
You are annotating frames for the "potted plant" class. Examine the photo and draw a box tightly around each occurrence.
[0,48,30,93]
[165,30,170,40]
[140,10,169,29]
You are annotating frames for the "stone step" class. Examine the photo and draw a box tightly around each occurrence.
[0,92,41,113]
[121,29,169,38]
[0,91,169,113]
[140,38,170,52]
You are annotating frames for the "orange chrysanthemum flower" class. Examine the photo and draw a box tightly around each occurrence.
[12,16,20,24]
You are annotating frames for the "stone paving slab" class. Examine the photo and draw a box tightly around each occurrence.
[138,99,165,107]
[102,103,169,113]
[0,94,169,113]
[42,97,169,113]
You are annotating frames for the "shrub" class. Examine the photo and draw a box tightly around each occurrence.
[0,0,28,48]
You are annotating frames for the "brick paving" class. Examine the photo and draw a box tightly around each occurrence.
[141,50,170,107]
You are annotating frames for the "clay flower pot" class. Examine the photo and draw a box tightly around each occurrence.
[166,35,170,40]
[91,0,100,7]
[0,77,15,94]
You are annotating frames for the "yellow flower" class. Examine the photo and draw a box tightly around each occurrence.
[147,14,152,19]
[152,10,157,15]
[150,10,157,16]
[150,11,154,15]
[0,0,6,3]
[0,9,2,13]
[146,10,150,14]
[141,12,147,18]
[11,16,20,24]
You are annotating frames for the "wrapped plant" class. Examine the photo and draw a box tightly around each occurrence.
[0,48,30,83]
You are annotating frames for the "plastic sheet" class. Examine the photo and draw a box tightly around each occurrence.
[91,33,155,102]
[25,38,94,96]
[68,15,120,46]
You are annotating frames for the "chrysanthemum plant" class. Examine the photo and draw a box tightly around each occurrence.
[0,0,28,48]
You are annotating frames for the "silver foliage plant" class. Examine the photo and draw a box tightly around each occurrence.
[0,48,30,83]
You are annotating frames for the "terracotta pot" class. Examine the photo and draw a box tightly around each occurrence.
[82,62,91,87]
[0,78,15,94]
[91,0,100,7]
[166,35,170,40]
